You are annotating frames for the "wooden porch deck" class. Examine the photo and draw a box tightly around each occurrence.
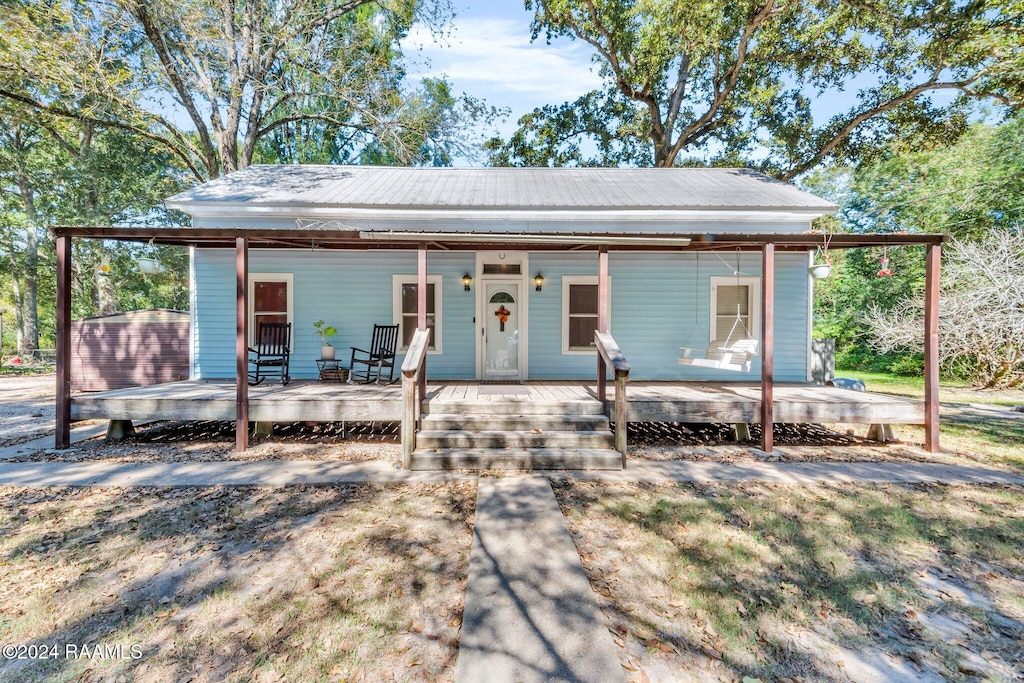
[71,379,924,425]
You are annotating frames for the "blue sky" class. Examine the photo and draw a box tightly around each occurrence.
[401,2,603,143]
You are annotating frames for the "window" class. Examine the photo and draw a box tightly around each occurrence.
[393,275,442,352]
[710,276,760,343]
[561,275,609,353]
[248,274,294,347]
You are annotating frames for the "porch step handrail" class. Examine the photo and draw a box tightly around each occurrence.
[401,328,431,469]
[595,331,630,467]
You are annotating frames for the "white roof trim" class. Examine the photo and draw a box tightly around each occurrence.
[358,231,692,246]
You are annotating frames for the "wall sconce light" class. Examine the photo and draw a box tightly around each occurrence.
[98,255,112,277]
[462,273,473,292]
[534,273,544,291]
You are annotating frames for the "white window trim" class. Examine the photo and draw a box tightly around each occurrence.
[561,275,610,355]
[248,273,295,349]
[709,276,760,343]
[393,274,443,354]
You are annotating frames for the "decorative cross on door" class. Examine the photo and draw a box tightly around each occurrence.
[494,305,510,332]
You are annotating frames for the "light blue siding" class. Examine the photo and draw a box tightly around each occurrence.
[193,249,476,380]
[526,251,809,381]
[193,249,810,382]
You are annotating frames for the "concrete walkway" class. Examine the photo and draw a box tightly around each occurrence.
[0,422,107,461]
[455,476,623,683]
[0,458,1020,488]
[0,459,473,487]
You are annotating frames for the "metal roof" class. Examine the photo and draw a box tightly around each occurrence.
[165,165,836,214]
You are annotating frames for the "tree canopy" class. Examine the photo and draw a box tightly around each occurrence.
[0,0,481,180]
[488,0,1023,177]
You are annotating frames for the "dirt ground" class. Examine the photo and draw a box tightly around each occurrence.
[9,419,403,465]
[0,374,57,448]
[554,481,1024,683]
[0,483,475,683]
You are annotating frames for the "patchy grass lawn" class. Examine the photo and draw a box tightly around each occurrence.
[833,370,1024,473]
[839,369,1024,408]
[553,481,1024,683]
[0,483,475,683]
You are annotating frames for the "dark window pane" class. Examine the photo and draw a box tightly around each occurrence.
[402,316,417,347]
[482,263,522,275]
[568,315,598,348]
[401,283,436,314]
[254,281,287,313]
[255,314,288,338]
[569,284,598,315]
[402,315,436,349]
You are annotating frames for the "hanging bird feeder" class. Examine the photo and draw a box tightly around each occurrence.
[877,245,894,277]
[98,255,112,277]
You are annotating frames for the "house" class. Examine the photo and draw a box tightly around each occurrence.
[167,166,831,384]
[50,166,944,469]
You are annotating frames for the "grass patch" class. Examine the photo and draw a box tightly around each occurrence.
[0,483,475,682]
[838,369,1024,407]
[555,481,1024,683]
[834,369,1024,472]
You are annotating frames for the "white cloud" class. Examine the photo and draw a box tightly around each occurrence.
[402,17,603,107]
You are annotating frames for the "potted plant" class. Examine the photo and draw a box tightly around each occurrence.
[313,320,338,359]
[808,250,832,279]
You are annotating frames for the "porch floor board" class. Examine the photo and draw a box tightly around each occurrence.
[70,379,923,426]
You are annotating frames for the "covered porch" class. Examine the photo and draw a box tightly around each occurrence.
[70,378,924,430]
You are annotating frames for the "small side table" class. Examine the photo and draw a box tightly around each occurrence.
[316,359,349,383]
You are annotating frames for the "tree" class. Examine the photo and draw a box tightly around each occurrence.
[843,115,1024,240]
[865,233,1024,388]
[487,0,1022,176]
[1,101,189,354]
[0,0,475,180]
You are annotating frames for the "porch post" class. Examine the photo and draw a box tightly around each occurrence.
[55,234,72,449]
[417,244,427,405]
[236,237,249,451]
[597,247,609,401]
[761,243,775,453]
[924,243,941,452]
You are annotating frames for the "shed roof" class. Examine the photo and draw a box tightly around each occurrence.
[165,166,836,215]
[73,309,189,323]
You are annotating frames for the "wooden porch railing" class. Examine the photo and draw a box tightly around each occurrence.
[595,331,630,467]
[400,328,431,469]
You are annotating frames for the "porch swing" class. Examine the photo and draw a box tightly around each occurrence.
[678,251,759,372]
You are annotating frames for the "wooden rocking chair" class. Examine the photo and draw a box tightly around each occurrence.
[349,324,399,384]
[248,322,292,385]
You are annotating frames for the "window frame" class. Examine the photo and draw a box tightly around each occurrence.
[392,274,443,354]
[709,276,761,343]
[561,275,610,354]
[248,273,294,349]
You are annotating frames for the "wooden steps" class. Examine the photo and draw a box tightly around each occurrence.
[409,448,623,471]
[417,430,615,449]
[422,414,609,432]
[412,399,621,471]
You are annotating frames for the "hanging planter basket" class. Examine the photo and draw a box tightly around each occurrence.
[808,264,832,279]
[137,257,161,275]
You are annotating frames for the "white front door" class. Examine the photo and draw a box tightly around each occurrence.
[482,280,522,380]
